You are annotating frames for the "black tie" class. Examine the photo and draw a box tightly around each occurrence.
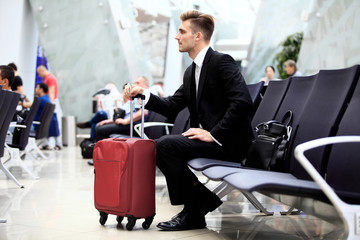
[191,62,197,100]
[190,62,199,127]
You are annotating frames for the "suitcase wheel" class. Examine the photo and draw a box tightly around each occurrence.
[142,216,154,230]
[116,215,124,224]
[126,215,137,231]
[99,211,108,225]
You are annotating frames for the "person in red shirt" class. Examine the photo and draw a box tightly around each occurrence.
[37,65,62,150]
[37,65,58,102]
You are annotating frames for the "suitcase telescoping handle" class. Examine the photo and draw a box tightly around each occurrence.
[129,84,145,138]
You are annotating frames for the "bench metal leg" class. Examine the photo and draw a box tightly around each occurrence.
[25,138,48,160]
[0,156,24,188]
[280,206,301,215]
[212,182,228,195]
[5,145,39,180]
[242,190,274,215]
[212,182,274,216]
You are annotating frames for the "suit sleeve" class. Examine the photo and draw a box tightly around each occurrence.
[145,85,187,120]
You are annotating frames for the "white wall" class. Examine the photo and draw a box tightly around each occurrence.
[245,0,310,83]
[297,0,360,75]
[0,0,38,100]
[246,0,360,82]
[28,0,150,120]
[162,19,183,96]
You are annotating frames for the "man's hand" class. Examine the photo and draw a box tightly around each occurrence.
[182,128,214,143]
[115,118,130,125]
[97,119,113,126]
[124,83,145,101]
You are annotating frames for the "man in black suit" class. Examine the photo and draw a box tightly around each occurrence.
[127,10,253,231]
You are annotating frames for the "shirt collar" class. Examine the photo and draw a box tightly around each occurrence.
[193,45,210,68]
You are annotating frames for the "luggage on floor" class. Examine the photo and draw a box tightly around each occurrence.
[93,94,156,230]
[80,138,95,159]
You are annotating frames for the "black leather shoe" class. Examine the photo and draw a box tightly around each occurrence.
[76,121,91,129]
[157,209,206,231]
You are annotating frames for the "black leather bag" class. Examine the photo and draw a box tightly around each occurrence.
[245,111,293,172]
[80,138,96,159]
[113,108,126,121]
[12,115,25,145]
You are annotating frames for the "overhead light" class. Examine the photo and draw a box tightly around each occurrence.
[301,10,309,22]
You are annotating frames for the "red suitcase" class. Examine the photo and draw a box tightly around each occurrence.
[93,94,156,230]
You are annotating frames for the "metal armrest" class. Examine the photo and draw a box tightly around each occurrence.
[8,123,27,137]
[9,123,27,128]
[33,121,40,125]
[134,122,173,139]
[294,135,360,239]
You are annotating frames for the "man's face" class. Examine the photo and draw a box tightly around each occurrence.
[134,77,148,89]
[35,85,41,96]
[37,68,45,78]
[175,20,196,53]
[0,70,7,88]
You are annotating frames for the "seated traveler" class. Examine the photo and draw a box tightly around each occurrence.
[126,10,253,231]
[77,76,150,141]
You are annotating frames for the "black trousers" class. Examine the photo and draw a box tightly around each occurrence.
[155,134,240,206]
[95,123,131,141]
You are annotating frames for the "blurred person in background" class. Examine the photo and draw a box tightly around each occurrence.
[261,65,278,86]
[284,59,302,77]
[37,65,62,150]
[0,65,14,91]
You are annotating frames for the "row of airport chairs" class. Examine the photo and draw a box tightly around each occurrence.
[0,89,21,223]
[0,90,56,188]
[108,66,359,238]
[187,65,360,239]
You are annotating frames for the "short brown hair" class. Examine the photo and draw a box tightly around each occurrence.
[180,10,214,42]
[285,59,297,70]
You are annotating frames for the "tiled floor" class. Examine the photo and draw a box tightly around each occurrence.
[0,146,346,239]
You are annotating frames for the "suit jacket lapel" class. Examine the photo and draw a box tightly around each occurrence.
[197,47,213,108]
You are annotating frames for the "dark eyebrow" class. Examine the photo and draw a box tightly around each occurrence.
[178,26,186,33]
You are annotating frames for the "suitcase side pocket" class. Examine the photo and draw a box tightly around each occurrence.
[94,140,129,212]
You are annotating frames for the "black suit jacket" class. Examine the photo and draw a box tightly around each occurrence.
[146,48,253,158]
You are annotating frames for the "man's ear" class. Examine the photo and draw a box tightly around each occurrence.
[195,31,203,41]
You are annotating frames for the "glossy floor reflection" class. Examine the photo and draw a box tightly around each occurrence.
[0,146,346,239]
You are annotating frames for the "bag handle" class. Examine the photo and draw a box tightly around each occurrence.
[254,111,293,133]
[129,84,145,138]
[132,94,145,139]
[281,110,293,127]
[255,120,279,132]
[281,111,293,140]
